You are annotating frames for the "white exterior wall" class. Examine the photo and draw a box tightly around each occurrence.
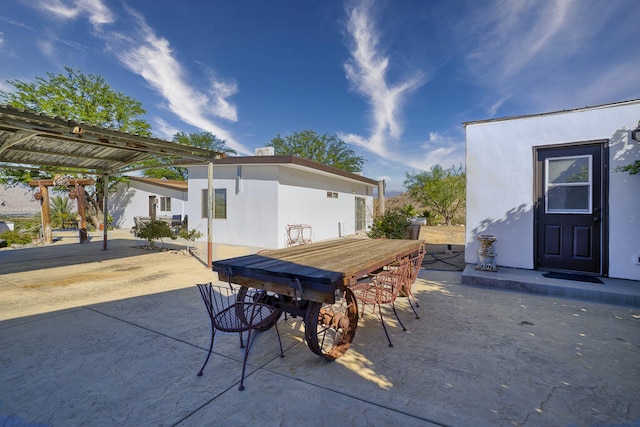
[110,180,187,229]
[186,163,374,249]
[465,100,640,280]
[277,167,373,246]
[186,164,279,248]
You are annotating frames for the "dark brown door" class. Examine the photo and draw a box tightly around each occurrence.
[536,144,604,274]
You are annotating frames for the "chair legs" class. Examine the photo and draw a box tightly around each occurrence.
[361,299,407,348]
[238,320,284,391]
[196,282,284,391]
[404,288,420,319]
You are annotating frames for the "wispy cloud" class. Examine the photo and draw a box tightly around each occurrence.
[36,0,114,26]
[460,0,640,116]
[30,0,250,153]
[407,132,464,171]
[153,117,180,140]
[341,0,425,157]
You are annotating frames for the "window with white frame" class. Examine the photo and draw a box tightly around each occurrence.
[201,188,227,219]
[159,197,171,212]
[545,155,592,214]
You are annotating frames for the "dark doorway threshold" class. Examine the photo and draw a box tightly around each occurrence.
[542,271,603,284]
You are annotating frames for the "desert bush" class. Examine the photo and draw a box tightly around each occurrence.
[367,208,410,239]
[0,230,34,245]
[132,220,175,248]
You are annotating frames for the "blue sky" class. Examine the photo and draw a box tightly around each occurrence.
[1,0,639,191]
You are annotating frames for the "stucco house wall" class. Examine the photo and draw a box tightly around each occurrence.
[186,156,377,249]
[465,99,640,280]
[110,177,187,229]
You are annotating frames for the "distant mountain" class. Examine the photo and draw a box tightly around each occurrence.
[0,185,40,216]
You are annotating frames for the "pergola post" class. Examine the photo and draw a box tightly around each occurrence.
[39,184,53,244]
[102,174,109,251]
[207,162,214,269]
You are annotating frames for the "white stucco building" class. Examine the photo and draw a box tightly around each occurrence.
[186,155,378,249]
[464,99,640,281]
[110,177,187,229]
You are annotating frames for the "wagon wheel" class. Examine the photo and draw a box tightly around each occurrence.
[304,287,358,360]
[237,286,283,331]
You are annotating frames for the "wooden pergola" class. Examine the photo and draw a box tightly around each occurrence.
[0,105,222,266]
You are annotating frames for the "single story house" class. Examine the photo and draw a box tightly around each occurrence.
[110,176,187,229]
[185,154,379,249]
[464,99,640,281]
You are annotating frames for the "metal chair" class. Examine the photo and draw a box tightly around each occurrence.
[350,259,411,347]
[196,282,284,391]
[400,244,426,319]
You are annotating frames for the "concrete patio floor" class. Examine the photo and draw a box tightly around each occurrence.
[0,230,638,426]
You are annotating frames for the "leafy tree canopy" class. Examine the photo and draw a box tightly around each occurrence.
[142,131,237,180]
[268,130,365,172]
[404,164,466,226]
[0,67,152,227]
[1,67,151,136]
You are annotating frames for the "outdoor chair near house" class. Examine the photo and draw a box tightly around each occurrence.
[350,258,411,347]
[285,224,312,247]
[399,243,426,320]
[196,282,284,391]
[171,214,182,235]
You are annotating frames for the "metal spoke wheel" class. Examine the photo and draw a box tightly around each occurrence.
[304,287,358,360]
[237,286,283,331]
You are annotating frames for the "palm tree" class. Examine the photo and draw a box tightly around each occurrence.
[50,195,75,229]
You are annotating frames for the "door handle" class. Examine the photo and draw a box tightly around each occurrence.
[593,216,601,222]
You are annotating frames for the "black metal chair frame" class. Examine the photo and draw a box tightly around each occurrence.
[196,282,284,391]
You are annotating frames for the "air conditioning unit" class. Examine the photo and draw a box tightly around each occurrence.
[255,147,275,156]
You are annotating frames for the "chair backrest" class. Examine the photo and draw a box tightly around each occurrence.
[197,282,279,333]
[407,244,426,285]
[375,258,411,298]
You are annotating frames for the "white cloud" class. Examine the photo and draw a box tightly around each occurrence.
[28,0,250,154]
[35,0,114,27]
[153,118,180,140]
[459,0,640,116]
[342,0,425,157]
[102,8,249,153]
[403,132,465,172]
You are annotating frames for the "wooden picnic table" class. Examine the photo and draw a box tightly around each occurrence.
[212,237,423,360]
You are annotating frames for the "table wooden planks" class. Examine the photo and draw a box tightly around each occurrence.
[212,238,423,303]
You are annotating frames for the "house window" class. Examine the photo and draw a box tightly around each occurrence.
[545,155,592,214]
[327,191,338,198]
[201,188,227,219]
[355,197,366,231]
[159,197,171,212]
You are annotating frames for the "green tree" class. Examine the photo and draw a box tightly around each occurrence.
[404,164,466,226]
[1,67,151,135]
[367,207,410,239]
[143,131,237,180]
[268,130,365,172]
[0,67,152,228]
[50,195,75,228]
[132,220,176,248]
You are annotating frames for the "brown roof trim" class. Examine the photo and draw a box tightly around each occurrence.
[463,99,640,127]
[127,176,188,191]
[210,155,379,186]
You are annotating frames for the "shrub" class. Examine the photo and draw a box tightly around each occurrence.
[0,230,34,245]
[367,208,410,239]
[132,220,175,248]
[178,228,203,252]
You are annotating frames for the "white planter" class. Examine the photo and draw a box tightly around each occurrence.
[476,234,498,272]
